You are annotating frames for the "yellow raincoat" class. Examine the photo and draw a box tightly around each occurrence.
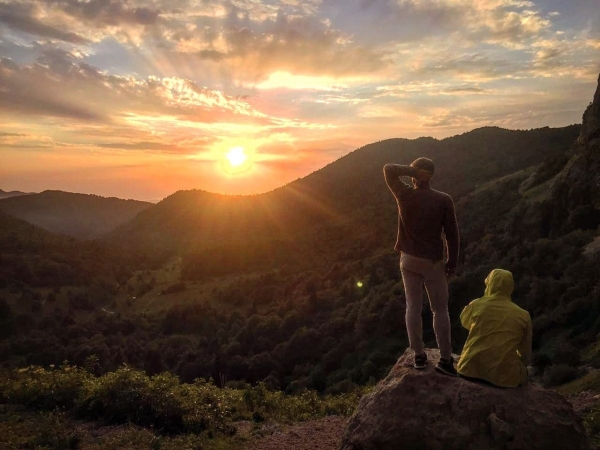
[457,269,532,388]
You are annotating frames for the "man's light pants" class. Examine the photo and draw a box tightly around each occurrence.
[400,252,452,360]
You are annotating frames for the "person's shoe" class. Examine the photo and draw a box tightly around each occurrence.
[435,356,458,376]
[414,353,427,370]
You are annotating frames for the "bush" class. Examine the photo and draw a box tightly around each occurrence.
[0,365,367,437]
[178,379,240,435]
[77,367,186,433]
[26,411,81,450]
[583,405,600,449]
[0,365,90,410]
[542,364,581,387]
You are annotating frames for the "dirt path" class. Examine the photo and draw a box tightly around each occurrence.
[243,416,347,450]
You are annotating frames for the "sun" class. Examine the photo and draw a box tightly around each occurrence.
[226,146,247,167]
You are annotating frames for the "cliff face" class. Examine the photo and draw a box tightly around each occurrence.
[554,73,600,210]
[578,73,600,146]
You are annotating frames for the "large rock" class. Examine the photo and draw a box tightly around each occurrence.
[341,349,590,450]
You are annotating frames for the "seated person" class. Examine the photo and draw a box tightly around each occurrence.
[457,269,532,388]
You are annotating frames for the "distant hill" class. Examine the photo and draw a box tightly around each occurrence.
[0,190,152,239]
[106,125,580,270]
[0,189,32,199]
[0,211,128,289]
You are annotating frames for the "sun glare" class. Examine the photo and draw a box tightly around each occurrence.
[226,147,247,167]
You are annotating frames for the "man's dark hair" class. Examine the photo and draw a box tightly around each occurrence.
[410,157,435,174]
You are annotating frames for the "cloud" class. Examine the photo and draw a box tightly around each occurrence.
[165,10,388,82]
[442,86,488,94]
[0,57,106,121]
[0,50,275,126]
[93,135,218,154]
[0,131,55,148]
[413,53,523,81]
[50,0,161,27]
[0,1,88,43]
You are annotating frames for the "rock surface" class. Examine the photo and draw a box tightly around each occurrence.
[340,348,590,450]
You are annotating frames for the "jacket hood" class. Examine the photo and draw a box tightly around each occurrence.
[484,269,514,298]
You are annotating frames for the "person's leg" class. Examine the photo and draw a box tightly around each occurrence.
[400,253,425,357]
[423,261,452,360]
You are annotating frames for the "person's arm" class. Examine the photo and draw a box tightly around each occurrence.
[443,196,460,274]
[460,303,473,330]
[383,164,417,199]
[518,313,533,364]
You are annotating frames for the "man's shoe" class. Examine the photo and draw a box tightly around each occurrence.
[435,357,458,376]
[414,353,427,370]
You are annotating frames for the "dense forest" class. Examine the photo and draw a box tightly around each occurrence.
[1,76,599,401]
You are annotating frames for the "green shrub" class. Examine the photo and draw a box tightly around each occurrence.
[542,364,581,387]
[77,367,186,433]
[0,365,367,439]
[0,365,90,410]
[583,405,600,448]
[25,411,81,450]
[178,379,240,435]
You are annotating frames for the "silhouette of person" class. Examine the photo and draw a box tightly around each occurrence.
[457,269,532,388]
[384,157,460,375]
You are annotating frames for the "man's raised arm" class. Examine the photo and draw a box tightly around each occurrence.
[383,164,417,198]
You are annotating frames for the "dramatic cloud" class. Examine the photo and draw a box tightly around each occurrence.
[0,2,89,43]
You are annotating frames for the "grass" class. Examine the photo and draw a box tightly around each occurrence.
[556,370,600,397]
[554,369,600,448]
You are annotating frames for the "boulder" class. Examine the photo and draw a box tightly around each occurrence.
[341,348,590,450]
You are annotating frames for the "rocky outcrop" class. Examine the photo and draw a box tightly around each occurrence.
[578,72,600,146]
[340,349,590,450]
[552,73,600,215]
[520,72,600,235]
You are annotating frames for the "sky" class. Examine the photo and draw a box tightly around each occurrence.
[0,0,599,202]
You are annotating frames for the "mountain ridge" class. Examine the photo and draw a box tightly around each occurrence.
[0,190,152,239]
[104,124,580,265]
[0,189,33,199]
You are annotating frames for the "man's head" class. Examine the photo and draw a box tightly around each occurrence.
[410,157,434,186]
[410,157,435,174]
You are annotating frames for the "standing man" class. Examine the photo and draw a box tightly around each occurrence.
[383,157,459,375]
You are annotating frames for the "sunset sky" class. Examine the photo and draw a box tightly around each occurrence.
[1,0,599,202]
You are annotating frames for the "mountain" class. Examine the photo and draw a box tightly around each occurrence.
[106,125,580,271]
[0,211,128,289]
[0,189,32,199]
[0,190,152,239]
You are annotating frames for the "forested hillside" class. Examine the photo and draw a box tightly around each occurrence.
[1,75,599,398]
[107,125,579,268]
[0,190,152,239]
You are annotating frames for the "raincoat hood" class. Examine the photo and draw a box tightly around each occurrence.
[483,269,514,298]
